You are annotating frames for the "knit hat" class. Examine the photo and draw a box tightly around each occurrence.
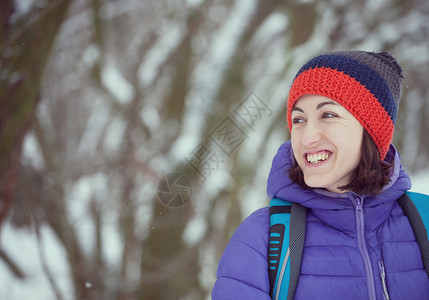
[287,50,403,160]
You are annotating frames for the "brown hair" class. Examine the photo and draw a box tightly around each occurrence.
[289,130,393,195]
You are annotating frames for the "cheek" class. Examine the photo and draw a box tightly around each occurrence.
[351,139,363,164]
[291,129,300,148]
[291,133,301,160]
[337,131,363,163]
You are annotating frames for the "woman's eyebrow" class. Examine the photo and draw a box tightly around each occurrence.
[292,101,338,113]
[291,106,304,113]
[316,101,338,110]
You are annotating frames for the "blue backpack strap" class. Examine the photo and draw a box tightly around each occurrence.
[269,199,307,299]
[399,191,429,277]
[405,191,429,236]
[269,198,292,299]
[288,203,307,300]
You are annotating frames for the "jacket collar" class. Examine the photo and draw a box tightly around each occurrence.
[266,140,411,232]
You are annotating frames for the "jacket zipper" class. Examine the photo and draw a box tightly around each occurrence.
[378,260,390,300]
[353,195,377,300]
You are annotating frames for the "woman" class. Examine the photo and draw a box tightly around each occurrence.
[212,50,429,299]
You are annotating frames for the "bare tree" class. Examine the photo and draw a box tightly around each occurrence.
[2,0,429,299]
[0,0,73,286]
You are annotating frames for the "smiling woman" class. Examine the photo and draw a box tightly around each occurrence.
[290,95,364,194]
[288,94,393,195]
[212,50,429,300]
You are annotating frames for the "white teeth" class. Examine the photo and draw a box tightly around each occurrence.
[307,152,330,164]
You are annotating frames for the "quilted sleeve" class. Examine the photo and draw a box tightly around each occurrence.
[212,207,271,300]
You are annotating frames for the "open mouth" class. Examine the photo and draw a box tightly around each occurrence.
[306,151,332,164]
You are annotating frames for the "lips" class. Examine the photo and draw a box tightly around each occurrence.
[306,151,332,164]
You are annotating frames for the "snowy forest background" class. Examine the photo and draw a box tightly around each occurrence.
[1,0,429,299]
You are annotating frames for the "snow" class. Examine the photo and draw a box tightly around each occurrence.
[12,0,37,17]
[137,22,182,87]
[101,63,134,104]
[0,223,72,300]
[21,132,45,171]
[102,117,127,153]
[77,96,110,156]
[401,91,423,168]
[410,171,429,195]
[171,0,258,162]
[82,45,100,67]
[140,105,162,134]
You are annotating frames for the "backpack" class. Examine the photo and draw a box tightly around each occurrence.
[268,191,429,300]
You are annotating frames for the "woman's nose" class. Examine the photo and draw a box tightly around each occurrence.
[301,121,322,147]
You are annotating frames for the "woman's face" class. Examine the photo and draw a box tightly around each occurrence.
[290,95,364,193]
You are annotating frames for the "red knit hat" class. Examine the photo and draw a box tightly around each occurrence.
[287,51,403,160]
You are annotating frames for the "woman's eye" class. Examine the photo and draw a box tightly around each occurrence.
[322,112,338,118]
[292,117,305,124]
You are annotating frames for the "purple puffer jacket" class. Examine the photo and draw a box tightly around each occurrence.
[212,141,429,299]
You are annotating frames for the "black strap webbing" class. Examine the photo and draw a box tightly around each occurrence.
[398,193,429,277]
[287,203,307,300]
[270,205,292,216]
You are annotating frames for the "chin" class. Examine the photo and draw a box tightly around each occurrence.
[304,176,345,193]
[304,176,332,190]
[304,175,324,187]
